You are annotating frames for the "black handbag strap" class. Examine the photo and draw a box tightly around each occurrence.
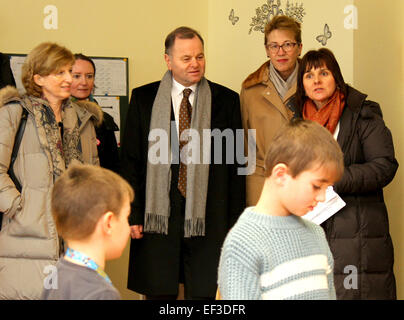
[8,107,28,192]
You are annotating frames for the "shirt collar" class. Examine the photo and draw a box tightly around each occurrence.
[172,77,197,97]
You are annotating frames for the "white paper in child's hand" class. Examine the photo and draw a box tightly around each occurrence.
[302,186,346,225]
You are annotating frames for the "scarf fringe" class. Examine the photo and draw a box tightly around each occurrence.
[144,214,206,237]
[144,213,169,235]
[184,218,205,238]
[145,71,211,239]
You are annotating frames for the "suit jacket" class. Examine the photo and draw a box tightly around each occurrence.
[121,79,245,297]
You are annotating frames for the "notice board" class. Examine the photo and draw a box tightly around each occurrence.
[7,54,129,145]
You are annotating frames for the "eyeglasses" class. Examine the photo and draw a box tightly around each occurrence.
[266,42,298,53]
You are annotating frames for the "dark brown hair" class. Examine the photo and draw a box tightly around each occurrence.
[74,53,96,75]
[295,48,347,112]
[164,26,204,55]
[52,163,134,240]
[264,15,302,45]
[265,119,344,180]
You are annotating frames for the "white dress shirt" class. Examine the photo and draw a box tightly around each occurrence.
[333,121,340,140]
[171,78,197,139]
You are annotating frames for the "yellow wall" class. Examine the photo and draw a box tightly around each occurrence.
[0,0,208,301]
[353,0,404,299]
[0,0,208,92]
[207,0,354,92]
[0,0,402,300]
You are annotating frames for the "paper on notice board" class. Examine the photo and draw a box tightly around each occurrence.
[302,186,346,225]
[93,59,127,96]
[95,96,121,145]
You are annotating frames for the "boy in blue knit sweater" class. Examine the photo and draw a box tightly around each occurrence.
[218,119,344,300]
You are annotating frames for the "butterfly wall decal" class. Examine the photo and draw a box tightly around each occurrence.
[316,24,332,46]
[229,9,239,26]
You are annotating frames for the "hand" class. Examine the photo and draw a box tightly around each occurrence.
[130,225,143,239]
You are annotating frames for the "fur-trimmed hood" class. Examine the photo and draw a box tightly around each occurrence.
[242,61,271,90]
[0,85,103,126]
[74,99,103,127]
[0,87,101,299]
[0,85,21,108]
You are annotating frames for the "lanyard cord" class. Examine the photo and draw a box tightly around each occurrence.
[65,248,112,284]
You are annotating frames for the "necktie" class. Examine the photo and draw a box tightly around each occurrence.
[178,88,192,197]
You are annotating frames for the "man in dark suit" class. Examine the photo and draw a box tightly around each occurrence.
[121,26,245,300]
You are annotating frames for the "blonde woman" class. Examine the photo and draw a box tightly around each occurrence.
[240,16,303,206]
[0,42,102,299]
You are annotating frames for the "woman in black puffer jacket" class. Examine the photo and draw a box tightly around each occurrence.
[295,48,398,299]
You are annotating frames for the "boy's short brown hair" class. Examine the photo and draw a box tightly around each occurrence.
[52,163,134,240]
[264,119,344,179]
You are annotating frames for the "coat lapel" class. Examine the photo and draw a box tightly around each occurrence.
[337,86,367,153]
[261,80,291,120]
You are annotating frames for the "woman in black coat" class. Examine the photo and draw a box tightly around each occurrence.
[71,54,120,173]
[295,48,398,299]
[0,52,16,89]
